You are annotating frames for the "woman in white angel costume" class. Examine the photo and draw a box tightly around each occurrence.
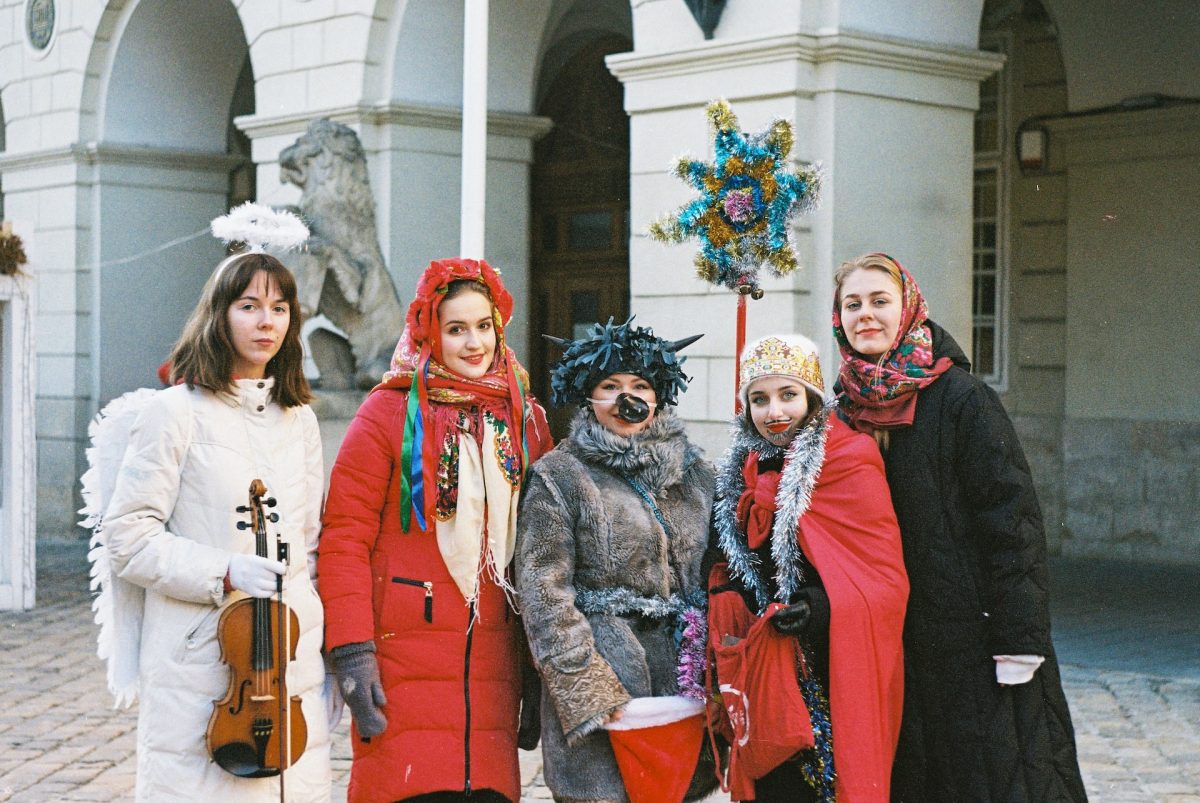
[82,204,333,801]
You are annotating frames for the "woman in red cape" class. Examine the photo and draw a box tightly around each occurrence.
[711,333,908,802]
[318,258,552,802]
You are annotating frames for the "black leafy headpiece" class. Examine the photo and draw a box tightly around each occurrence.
[545,317,702,408]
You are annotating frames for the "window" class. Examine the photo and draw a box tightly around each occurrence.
[972,37,1008,386]
[568,210,614,251]
[570,291,600,339]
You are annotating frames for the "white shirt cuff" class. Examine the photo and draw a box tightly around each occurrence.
[994,654,1045,685]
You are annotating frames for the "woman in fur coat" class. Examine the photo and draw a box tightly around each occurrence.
[832,253,1086,802]
[516,318,714,803]
[711,333,909,802]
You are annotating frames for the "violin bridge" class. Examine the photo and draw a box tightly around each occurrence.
[250,694,278,702]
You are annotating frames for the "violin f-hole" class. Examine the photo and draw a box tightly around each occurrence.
[228,678,252,715]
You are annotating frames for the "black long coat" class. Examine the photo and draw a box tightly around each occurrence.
[841,323,1086,803]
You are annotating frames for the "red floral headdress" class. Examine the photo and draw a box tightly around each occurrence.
[378,258,531,531]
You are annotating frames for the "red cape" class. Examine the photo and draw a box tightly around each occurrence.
[798,416,908,801]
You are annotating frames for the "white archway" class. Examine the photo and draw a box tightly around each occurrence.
[87,0,251,404]
[1040,0,1200,110]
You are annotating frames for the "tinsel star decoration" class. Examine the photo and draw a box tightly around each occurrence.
[649,99,821,296]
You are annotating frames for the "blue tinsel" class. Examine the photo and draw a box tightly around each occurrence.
[798,659,838,802]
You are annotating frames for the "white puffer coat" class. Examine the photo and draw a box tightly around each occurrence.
[104,379,331,802]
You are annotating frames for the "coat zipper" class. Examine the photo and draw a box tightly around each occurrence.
[391,576,434,622]
[463,600,476,794]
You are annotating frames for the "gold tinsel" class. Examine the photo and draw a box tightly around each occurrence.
[766,119,794,160]
[0,224,29,277]
[706,98,738,132]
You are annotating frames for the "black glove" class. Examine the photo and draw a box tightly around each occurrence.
[331,641,388,739]
[770,599,812,636]
[517,628,542,751]
[518,686,541,751]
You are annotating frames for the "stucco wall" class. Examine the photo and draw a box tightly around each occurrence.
[1056,106,1200,562]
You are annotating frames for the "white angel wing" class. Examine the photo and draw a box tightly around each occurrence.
[80,387,160,708]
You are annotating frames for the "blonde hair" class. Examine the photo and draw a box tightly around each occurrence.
[833,253,903,309]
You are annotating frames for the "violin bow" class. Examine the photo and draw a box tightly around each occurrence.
[274,502,288,803]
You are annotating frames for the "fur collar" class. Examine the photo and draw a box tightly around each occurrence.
[713,398,835,611]
[565,407,695,494]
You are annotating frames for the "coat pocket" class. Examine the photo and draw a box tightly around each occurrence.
[390,575,434,623]
[172,604,221,666]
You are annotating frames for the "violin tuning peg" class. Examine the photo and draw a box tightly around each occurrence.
[236,521,250,530]
[268,513,280,523]
[265,497,278,508]
[235,505,250,513]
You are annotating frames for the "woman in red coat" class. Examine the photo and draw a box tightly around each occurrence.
[318,258,552,803]
[711,333,909,802]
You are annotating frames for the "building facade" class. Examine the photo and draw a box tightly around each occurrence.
[1,0,1197,606]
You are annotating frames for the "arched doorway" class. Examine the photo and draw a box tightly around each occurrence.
[227,54,256,210]
[94,0,251,403]
[976,0,1069,547]
[529,34,631,437]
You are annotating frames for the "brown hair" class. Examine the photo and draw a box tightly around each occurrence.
[441,278,493,305]
[833,253,904,309]
[169,252,311,407]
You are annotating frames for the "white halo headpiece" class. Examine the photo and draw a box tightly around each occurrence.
[210,202,309,254]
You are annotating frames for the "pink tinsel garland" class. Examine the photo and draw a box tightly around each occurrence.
[676,606,708,702]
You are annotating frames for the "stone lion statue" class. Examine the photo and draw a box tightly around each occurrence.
[276,119,405,389]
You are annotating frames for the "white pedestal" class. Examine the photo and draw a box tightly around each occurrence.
[0,272,37,610]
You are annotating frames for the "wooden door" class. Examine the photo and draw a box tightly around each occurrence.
[529,36,631,439]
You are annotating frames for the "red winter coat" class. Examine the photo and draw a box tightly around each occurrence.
[319,388,552,802]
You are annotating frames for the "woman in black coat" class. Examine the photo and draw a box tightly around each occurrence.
[831,253,1087,802]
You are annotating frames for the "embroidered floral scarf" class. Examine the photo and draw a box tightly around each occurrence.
[375,258,535,603]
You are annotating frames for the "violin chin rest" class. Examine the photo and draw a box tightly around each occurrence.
[212,741,280,778]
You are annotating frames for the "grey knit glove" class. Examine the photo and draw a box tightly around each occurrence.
[331,641,388,739]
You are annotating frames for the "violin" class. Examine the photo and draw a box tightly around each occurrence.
[206,479,307,788]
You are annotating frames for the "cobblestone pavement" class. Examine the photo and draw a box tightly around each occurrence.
[2,544,1197,802]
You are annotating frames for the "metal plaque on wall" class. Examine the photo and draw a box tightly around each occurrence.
[26,0,55,51]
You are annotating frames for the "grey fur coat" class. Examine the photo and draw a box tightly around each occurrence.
[516,409,715,802]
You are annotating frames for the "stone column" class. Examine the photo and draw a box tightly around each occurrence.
[0,269,36,609]
[0,146,95,539]
[609,26,1000,453]
[84,144,241,403]
[0,142,238,536]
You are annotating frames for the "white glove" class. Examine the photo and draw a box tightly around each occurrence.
[228,553,286,598]
[994,654,1045,685]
